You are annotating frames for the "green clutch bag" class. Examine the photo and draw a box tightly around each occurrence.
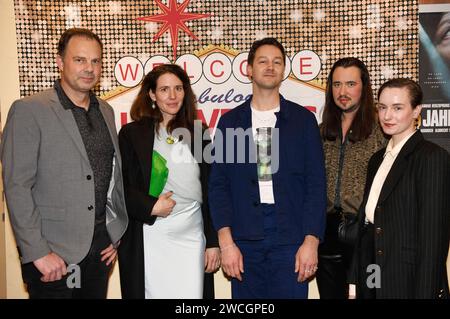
[148,150,169,197]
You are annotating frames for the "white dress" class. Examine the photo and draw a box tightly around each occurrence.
[143,128,205,299]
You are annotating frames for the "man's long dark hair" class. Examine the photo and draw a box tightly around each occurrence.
[321,57,376,142]
[130,64,197,135]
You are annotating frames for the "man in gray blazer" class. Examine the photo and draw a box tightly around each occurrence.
[1,28,128,298]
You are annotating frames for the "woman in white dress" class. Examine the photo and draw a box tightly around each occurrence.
[118,64,220,299]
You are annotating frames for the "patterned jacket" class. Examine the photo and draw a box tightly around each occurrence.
[321,125,387,215]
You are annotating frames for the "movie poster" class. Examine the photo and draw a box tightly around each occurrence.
[419,3,450,152]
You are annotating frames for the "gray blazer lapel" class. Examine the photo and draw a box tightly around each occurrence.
[99,102,121,162]
[50,94,90,164]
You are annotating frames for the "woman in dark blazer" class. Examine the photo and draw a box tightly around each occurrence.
[349,78,450,299]
[118,64,220,299]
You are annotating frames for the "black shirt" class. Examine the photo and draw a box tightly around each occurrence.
[54,80,114,225]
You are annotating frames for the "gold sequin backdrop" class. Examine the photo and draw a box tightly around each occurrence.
[13,0,418,97]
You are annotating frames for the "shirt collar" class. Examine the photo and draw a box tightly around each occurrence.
[250,104,280,114]
[384,130,417,158]
[54,79,99,111]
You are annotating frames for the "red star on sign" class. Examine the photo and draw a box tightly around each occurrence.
[137,0,211,61]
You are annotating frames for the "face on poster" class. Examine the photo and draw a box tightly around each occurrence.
[419,3,450,152]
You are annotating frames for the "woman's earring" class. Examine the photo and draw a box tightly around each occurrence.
[151,101,156,109]
[415,114,421,129]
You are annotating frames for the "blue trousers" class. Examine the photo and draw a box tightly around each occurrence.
[232,204,308,299]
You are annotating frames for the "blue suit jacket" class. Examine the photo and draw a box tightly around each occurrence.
[209,95,326,244]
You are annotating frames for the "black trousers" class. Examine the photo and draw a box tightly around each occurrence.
[356,223,376,299]
[203,272,215,299]
[21,223,113,299]
[316,212,354,299]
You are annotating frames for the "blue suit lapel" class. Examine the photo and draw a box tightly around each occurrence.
[236,101,257,165]
[236,101,252,130]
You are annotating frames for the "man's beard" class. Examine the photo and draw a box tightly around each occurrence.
[341,102,360,113]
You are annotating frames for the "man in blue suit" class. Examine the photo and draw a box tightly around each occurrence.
[209,38,326,298]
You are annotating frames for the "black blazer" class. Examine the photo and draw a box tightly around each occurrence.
[350,131,450,299]
[117,117,218,299]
